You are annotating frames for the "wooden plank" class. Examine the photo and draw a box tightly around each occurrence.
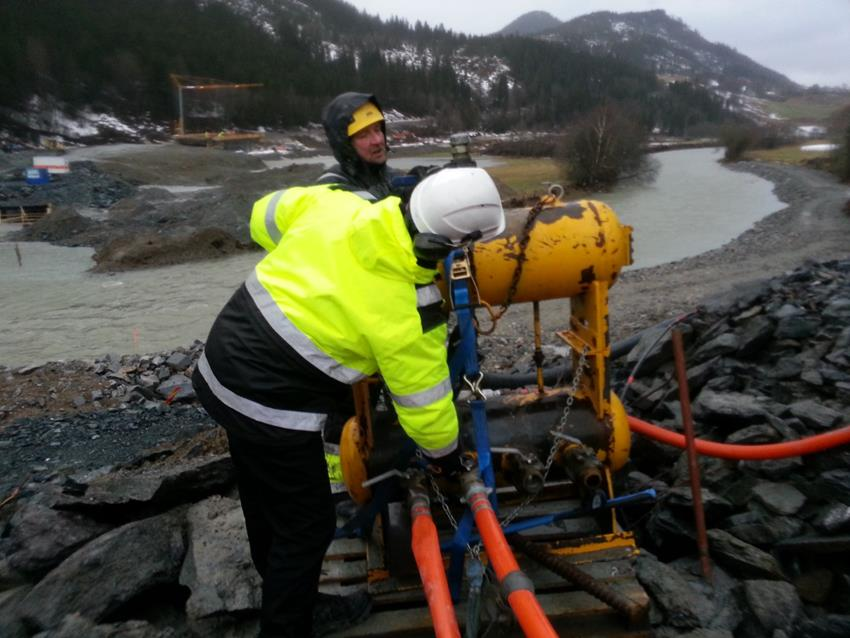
[328,580,649,637]
[320,559,367,584]
[326,538,367,560]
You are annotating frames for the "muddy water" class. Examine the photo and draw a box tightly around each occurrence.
[0,148,784,367]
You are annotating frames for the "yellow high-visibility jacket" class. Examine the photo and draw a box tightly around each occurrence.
[198,184,456,458]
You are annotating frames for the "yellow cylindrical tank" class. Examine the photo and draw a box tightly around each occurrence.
[467,199,632,305]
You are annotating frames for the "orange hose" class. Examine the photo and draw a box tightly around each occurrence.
[628,416,850,460]
[411,501,461,638]
[467,490,559,638]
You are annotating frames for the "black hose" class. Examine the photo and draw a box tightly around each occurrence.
[480,331,642,389]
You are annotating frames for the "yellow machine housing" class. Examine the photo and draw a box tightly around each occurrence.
[341,197,634,503]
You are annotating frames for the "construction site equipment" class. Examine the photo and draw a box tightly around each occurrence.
[328,188,651,636]
[169,74,263,146]
[0,204,51,225]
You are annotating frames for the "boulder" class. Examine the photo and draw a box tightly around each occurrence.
[3,502,111,579]
[31,613,176,637]
[0,585,31,638]
[787,400,842,430]
[706,529,785,580]
[635,553,708,629]
[692,389,768,426]
[741,579,802,636]
[752,481,807,516]
[179,496,261,618]
[18,510,186,631]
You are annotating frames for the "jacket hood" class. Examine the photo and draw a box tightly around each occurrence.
[321,92,388,177]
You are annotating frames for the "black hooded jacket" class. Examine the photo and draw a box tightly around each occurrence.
[316,92,400,200]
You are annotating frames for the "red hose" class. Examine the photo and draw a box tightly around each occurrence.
[466,489,559,638]
[628,416,850,460]
[410,500,461,638]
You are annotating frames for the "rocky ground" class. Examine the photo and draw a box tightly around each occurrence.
[1,143,850,637]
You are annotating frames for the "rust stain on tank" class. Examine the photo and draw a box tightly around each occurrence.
[579,265,595,284]
[586,201,603,226]
[595,231,606,248]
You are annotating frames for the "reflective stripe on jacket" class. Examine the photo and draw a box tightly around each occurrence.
[216,184,457,456]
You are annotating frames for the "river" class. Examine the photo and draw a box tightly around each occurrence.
[0,148,783,367]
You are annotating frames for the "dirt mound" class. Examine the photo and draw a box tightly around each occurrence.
[15,205,94,244]
[91,227,255,272]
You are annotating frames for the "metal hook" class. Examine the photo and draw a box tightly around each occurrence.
[463,371,486,401]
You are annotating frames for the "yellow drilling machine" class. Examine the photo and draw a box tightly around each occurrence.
[323,188,654,638]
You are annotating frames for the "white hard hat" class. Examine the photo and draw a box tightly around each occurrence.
[409,167,505,244]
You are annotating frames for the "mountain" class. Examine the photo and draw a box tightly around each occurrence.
[497,11,561,36]
[501,9,800,97]
[1,0,761,142]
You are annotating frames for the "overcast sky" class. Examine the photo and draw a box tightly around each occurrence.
[343,0,850,88]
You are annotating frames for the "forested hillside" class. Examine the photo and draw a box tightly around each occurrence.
[1,0,737,134]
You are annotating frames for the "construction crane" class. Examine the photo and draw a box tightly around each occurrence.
[169,74,263,143]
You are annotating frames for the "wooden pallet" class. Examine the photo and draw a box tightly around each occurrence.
[319,497,651,637]
[0,204,51,225]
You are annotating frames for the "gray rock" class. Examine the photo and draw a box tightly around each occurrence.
[812,502,850,534]
[635,553,707,629]
[752,481,806,516]
[769,357,803,380]
[787,399,842,430]
[706,529,785,580]
[692,389,768,425]
[725,516,805,547]
[666,486,734,525]
[801,369,824,386]
[771,304,804,320]
[737,315,775,359]
[738,457,804,480]
[156,374,195,401]
[794,614,850,638]
[165,352,193,371]
[742,580,802,635]
[4,502,111,578]
[775,316,818,340]
[31,613,177,637]
[56,454,233,511]
[625,323,675,375]
[814,470,850,505]
[726,424,780,445]
[19,510,186,631]
[695,333,741,361]
[179,495,261,618]
[0,585,31,638]
[823,297,850,321]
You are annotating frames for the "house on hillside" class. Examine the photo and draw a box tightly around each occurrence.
[796,125,827,138]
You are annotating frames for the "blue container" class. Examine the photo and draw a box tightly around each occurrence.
[25,168,50,185]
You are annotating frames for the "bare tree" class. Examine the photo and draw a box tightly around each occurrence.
[559,103,649,188]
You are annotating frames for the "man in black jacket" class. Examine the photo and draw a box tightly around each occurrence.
[316,92,401,200]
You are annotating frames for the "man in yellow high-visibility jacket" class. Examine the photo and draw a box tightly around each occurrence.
[192,167,504,638]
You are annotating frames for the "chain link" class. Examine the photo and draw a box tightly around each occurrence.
[499,346,588,529]
[427,470,482,560]
[493,193,552,319]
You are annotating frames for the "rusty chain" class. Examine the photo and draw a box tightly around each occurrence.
[475,185,563,335]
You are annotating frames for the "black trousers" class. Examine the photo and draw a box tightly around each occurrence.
[193,371,336,638]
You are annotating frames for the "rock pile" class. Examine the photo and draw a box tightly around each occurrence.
[0,161,136,211]
[616,259,850,637]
